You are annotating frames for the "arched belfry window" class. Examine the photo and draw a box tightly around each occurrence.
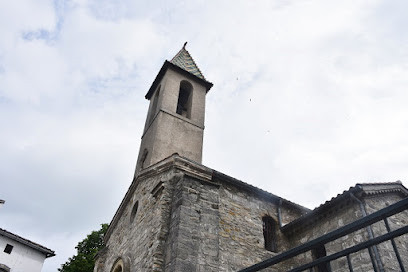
[262,215,277,252]
[176,80,193,119]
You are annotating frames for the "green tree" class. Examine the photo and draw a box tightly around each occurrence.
[59,224,109,272]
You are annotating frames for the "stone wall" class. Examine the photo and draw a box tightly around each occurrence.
[217,181,305,271]
[283,192,408,272]
[164,173,220,272]
[96,159,307,272]
[364,193,408,272]
[161,171,306,272]
[95,168,177,272]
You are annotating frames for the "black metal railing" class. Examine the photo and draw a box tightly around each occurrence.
[238,197,408,272]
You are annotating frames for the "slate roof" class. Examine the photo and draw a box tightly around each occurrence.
[145,44,213,99]
[0,228,55,258]
[170,43,206,80]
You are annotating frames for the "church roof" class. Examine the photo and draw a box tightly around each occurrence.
[281,181,408,234]
[170,43,206,80]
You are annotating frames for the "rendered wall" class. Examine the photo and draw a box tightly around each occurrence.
[0,236,46,272]
[135,67,207,174]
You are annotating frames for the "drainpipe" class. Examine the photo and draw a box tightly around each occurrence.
[349,192,384,272]
[277,198,283,228]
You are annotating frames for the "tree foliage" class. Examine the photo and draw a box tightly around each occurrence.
[59,224,109,272]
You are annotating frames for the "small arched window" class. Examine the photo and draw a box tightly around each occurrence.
[312,246,331,272]
[130,201,139,224]
[176,80,193,119]
[262,216,277,252]
[111,258,124,272]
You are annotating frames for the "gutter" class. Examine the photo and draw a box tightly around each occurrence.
[349,192,384,272]
[277,198,283,228]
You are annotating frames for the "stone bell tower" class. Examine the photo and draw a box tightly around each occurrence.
[134,43,213,175]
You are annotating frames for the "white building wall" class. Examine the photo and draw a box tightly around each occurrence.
[0,235,46,272]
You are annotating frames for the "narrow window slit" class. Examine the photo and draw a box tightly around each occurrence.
[262,216,277,252]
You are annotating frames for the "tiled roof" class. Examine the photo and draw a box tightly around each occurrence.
[281,181,408,233]
[0,228,55,257]
[170,43,206,80]
[145,45,213,99]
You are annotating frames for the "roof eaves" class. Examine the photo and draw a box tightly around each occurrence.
[212,170,310,213]
[281,181,408,233]
[145,61,213,100]
[0,228,55,257]
[280,186,360,233]
[357,181,408,197]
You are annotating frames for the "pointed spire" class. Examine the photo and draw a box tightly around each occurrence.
[170,43,206,80]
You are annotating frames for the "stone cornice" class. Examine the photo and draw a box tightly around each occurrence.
[104,154,212,242]
[281,182,408,235]
[212,170,310,213]
[141,109,204,139]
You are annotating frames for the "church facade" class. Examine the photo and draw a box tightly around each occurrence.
[94,46,408,272]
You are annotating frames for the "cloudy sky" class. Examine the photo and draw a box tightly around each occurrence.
[1,0,408,271]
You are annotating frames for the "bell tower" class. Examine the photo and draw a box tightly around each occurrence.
[134,43,213,175]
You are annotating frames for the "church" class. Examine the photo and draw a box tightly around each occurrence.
[94,45,408,272]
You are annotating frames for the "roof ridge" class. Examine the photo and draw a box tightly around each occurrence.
[357,181,404,186]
